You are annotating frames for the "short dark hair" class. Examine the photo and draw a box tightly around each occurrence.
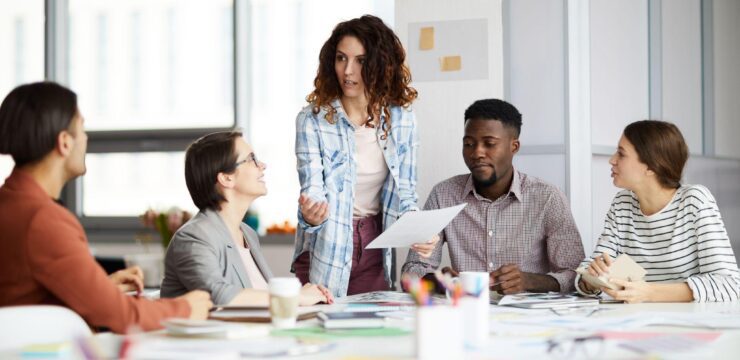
[623,120,688,189]
[464,99,522,138]
[0,82,78,166]
[184,131,243,211]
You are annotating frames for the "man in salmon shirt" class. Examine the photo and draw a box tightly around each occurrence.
[0,82,213,333]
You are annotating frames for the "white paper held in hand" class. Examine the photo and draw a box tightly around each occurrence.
[364,203,466,249]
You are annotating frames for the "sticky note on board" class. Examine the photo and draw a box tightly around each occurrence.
[419,27,434,50]
[440,55,462,71]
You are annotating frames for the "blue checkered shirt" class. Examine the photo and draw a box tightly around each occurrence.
[293,99,419,297]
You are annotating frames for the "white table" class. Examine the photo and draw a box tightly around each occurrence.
[5,301,740,359]
[107,301,740,359]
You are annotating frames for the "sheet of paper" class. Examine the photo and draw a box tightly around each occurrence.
[440,55,462,71]
[419,26,434,50]
[365,204,466,249]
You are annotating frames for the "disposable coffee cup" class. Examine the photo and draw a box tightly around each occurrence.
[123,253,164,288]
[268,277,301,328]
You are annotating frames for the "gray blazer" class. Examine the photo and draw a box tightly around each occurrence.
[160,209,274,305]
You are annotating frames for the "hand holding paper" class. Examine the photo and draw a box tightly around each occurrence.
[576,254,646,291]
[365,204,466,249]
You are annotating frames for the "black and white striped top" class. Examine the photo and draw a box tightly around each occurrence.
[578,185,740,302]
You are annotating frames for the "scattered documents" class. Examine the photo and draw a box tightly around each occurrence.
[365,204,466,249]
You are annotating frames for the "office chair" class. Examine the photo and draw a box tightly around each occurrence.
[0,305,92,350]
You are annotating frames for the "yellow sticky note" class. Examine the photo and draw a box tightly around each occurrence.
[440,55,462,71]
[419,27,434,50]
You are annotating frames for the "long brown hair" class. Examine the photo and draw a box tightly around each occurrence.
[623,120,688,189]
[307,15,417,139]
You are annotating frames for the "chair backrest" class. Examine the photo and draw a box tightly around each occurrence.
[0,305,92,350]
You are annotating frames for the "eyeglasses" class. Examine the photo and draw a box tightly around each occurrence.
[234,152,260,169]
[546,334,604,359]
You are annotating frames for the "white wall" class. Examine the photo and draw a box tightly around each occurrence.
[713,0,740,158]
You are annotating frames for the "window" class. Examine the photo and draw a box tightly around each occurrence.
[65,0,235,224]
[82,152,194,216]
[68,0,234,131]
[0,0,44,184]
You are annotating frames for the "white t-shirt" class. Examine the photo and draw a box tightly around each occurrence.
[352,125,388,218]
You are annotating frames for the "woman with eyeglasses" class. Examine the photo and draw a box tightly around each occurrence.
[161,131,333,306]
[293,15,438,298]
[576,120,740,303]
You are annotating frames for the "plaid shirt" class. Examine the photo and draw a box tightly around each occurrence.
[294,99,419,297]
[402,170,584,292]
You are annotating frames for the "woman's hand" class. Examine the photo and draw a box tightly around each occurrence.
[179,290,213,320]
[299,194,329,226]
[410,235,440,259]
[603,279,653,303]
[109,266,144,293]
[588,252,613,277]
[298,283,334,306]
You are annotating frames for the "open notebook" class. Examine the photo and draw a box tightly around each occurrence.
[208,305,318,323]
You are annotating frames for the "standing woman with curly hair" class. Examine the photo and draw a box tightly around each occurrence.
[292,15,438,297]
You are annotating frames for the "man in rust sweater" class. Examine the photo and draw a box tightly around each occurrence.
[0,82,213,333]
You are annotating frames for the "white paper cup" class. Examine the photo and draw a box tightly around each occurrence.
[123,253,164,288]
[268,277,301,328]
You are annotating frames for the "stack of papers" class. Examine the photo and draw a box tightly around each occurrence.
[208,306,318,323]
[496,293,599,309]
[161,319,270,339]
[317,312,387,329]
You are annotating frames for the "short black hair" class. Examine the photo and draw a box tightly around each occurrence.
[0,82,78,166]
[184,131,243,211]
[464,99,522,138]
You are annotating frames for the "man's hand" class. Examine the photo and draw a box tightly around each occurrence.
[109,266,144,293]
[440,266,459,277]
[299,194,329,226]
[179,290,213,320]
[490,264,528,294]
[410,235,440,259]
[490,264,561,294]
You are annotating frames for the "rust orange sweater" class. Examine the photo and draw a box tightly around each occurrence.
[0,170,190,333]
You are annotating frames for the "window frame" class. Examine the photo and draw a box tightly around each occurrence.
[45,0,254,242]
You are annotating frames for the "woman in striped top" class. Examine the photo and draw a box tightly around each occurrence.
[577,120,740,302]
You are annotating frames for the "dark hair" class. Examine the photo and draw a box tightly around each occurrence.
[307,14,417,139]
[184,131,243,211]
[0,82,78,166]
[623,120,688,189]
[464,99,522,138]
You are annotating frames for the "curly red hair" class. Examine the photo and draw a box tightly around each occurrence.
[306,15,417,139]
